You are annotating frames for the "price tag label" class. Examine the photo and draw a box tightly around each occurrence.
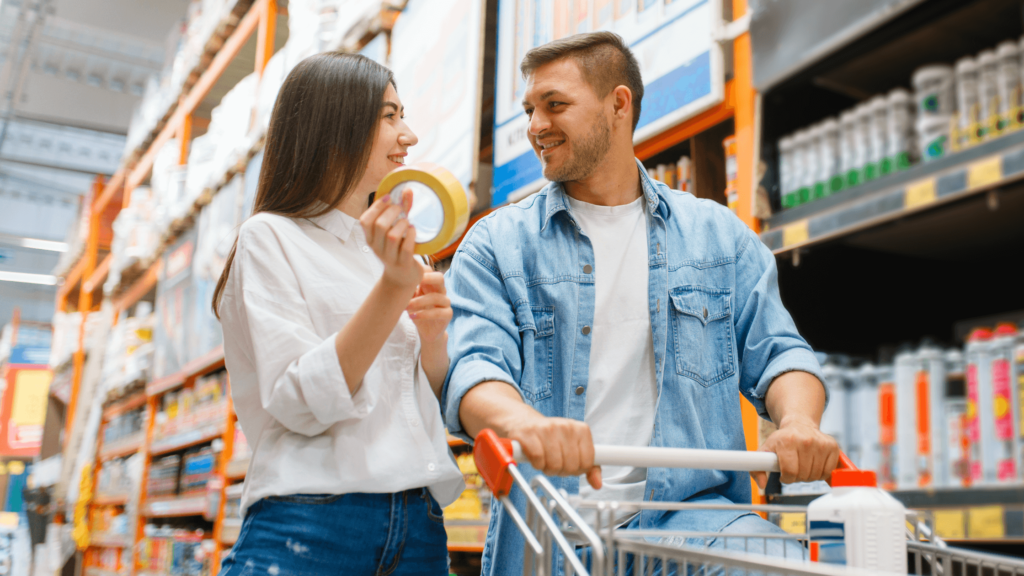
[968,506,1005,539]
[968,157,1002,189]
[904,179,937,209]
[782,220,809,248]
[777,513,806,534]
[933,510,966,539]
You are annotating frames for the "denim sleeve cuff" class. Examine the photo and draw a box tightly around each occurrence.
[298,331,370,424]
[445,358,520,443]
[752,347,827,420]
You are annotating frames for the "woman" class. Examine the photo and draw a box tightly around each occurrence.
[213,52,464,574]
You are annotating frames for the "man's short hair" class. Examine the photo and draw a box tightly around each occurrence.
[520,31,644,132]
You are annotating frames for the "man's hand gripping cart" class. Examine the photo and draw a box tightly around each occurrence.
[473,429,1024,576]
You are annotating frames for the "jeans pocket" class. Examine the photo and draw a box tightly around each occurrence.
[669,286,735,386]
[266,493,343,505]
[516,304,555,401]
[422,491,445,525]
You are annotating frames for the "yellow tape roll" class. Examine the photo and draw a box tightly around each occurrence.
[374,163,470,255]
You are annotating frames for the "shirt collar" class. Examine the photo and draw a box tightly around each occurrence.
[306,205,358,242]
[541,158,669,231]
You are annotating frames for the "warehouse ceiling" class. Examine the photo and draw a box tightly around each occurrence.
[0,0,188,326]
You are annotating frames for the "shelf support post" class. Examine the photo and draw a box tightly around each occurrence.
[731,0,765,504]
[256,0,277,76]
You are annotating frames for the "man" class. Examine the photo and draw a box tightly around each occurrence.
[442,32,838,575]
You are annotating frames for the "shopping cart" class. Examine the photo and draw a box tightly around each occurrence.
[472,429,1024,576]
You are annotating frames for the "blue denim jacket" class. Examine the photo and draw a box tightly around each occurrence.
[442,160,824,576]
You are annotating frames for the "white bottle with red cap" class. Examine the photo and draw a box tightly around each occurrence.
[806,467,907,571]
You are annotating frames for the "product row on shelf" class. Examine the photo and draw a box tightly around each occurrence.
[646,155,694,193]
[777,35,1024,211]
[811,321,1024,494]
[135,526,215,576]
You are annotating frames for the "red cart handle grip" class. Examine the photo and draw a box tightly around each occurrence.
[473,429,517,497]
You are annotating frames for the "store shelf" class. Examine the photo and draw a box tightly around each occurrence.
[83,568,125,576]
[146,345,225,397]
[149,423,224,456]
[445,519,488,551]
[102,391,147,421]
[761,129,1024,255]
[89,531,131,548]
[220,518,242,546]
[93,493,130,507]
[143,492,208,518]
[225,457,249,481]
[98,433,145,461]
[770,486,1024,541]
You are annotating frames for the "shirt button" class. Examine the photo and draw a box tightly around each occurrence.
[361,246,370,253]
[581,325,591,335]
[427,463,436,472]
[583,264,592,274]
[575,386,585,395]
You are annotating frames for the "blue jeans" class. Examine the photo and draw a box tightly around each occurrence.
[220,488,449,576]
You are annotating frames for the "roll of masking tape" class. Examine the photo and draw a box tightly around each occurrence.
[374,162,470,255]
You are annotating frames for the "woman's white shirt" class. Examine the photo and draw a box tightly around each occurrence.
[219,209,464,515]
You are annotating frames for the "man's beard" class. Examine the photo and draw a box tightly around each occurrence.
[540,115,611,183]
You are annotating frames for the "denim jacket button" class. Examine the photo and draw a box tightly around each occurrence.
[583,264,592,274]
[581,325,591,335]
[703,306,708,319]
[575,386,585,395]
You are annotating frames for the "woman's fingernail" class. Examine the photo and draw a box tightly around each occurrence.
[409,312,418,319]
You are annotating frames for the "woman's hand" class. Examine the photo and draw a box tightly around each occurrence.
[360,187,423,291]
[407,267,452,343]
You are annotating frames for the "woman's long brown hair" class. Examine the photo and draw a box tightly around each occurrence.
[212,52,395,317]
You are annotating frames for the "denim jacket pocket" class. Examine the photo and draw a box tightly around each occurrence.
[669,286,735,386]
[515,304,555,402]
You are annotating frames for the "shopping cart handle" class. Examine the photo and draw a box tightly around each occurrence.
[473,429,859,497]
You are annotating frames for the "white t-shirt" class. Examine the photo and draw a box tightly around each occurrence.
[567,195,658,511]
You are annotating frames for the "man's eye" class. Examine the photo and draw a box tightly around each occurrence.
[524,108,534,117]
[550,102,563,109]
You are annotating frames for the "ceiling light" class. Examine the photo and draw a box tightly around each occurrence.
[0,271,59,285]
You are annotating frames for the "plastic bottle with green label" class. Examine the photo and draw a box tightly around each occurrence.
[886,88,915,172]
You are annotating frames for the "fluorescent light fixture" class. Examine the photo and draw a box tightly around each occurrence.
[20,237,69,252]
[0,271,58,285]
[0,233,69,252]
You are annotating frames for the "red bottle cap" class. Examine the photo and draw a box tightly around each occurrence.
[993,322,1018,336]
[831,469,877,487]
[968,328,993,342]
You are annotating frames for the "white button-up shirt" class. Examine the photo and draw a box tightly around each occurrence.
[219,209,464,515]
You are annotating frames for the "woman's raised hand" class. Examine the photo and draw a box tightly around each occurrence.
[407,267,452,344]
[360,187,424,291]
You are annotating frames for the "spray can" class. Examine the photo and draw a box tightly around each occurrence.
[955,56,981,147]
[979,49,1000,140]
[877,364,897,490]
[723,135,738,213]
[917,345,946,488]
[990,322,1020,482]
[855,104,877,182]
[886,88,916,172]
[839,110,861,188]
[944,350,970,487]
[807,468,906,571]
[676,156,692,192]
[847,363,880,472]
[818,118,842,197]
[966,328,996,484]
[996,41,1020,132]
[820,360,848,450]
[778,136,796,208]
[1015,335,1024,480]
[894,349,919,489]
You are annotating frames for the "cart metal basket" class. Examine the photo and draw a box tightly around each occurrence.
[472,429,1024,576]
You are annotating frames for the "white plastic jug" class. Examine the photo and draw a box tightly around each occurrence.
[807,466,907,571]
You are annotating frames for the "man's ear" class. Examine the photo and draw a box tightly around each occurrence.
[610,85,633,127]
